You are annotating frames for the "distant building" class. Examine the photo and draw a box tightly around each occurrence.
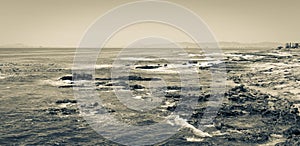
[285,42,300,49]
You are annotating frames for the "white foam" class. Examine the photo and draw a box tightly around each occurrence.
[186,137,204,142]
[95,64,112,69]
[119,57,157,61]
[43,79,72,87]
[161,101,176,108]
[167,115,212,137]
[136,64,179,74]
[188,54,203,57]
[0,73,6,79]
[132,96,143,100]
[199,60,223,67]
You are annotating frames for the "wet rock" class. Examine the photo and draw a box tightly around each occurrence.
[167,106,176,112]
[135,65,161,69]
[188,60,198,64]
[126,75,161,81]
[130,84,145,90]
[165,93,181,99]
[167,86,181,90]
[60,108,78,115]
[95,75,161,81]
[106,108,116,113]
[94,77,111,81]
[44,108,79,115]
[276,136,300,146]
[191,108,205,118]
[104,82,120,86]
[231,85,248,93]
[103,81,127,87]
[55,99,77,104]
[199,66,210,70]
[58,85,74,88]
[198,95,210,102]
[283,125,300,138]
[240,132,269,144]
[59,75,73,81]
[95,81,106,86]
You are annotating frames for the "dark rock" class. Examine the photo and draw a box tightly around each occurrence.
[165,93,181,99]
[135,65,161,69]
[60,73,93,81]
[55,99,77,104]
[44,108,79,115]
[130,84,145,90]
[59,75,72,81]
[275,136,300,146]
[167,86,181,90]
[60,108,78,115]
[95,81,106,86]
[199,66,210,70]
[240,132,269,144]
[231,85,248,92]
[58,85,74,88]
[188,60,198,64]
[198,95,209,102]
[119,75,161,81]
[283,126,300,138]
[167,106,176,112]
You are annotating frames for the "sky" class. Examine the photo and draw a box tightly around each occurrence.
[0,0,299,48]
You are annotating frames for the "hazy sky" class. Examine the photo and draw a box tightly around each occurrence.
[0,0,299,47]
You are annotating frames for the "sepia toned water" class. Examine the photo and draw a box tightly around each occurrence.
[1,48,300,145]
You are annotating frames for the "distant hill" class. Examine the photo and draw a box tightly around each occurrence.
[178,42,282,49]
[0,42,283,49]
[138,42,282,49]
[0,43,37,48]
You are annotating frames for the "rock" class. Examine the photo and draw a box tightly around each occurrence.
[165,93,181,99]
[58,85,74,88]
[240,132,269,144]
[283,125,300,138]
[55,99,77,104]
[44,108,79,115]
[167,106,176,112]
[130,84,145,90]
[135,65,161,69]
[60,108,78,115]
[59,75,73,81]
[276,136,300,146]
[231,85,248,92]
[167,86,181,90]
[188,61,198,64]
[119,75,161,81]
[95,81,106,86]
